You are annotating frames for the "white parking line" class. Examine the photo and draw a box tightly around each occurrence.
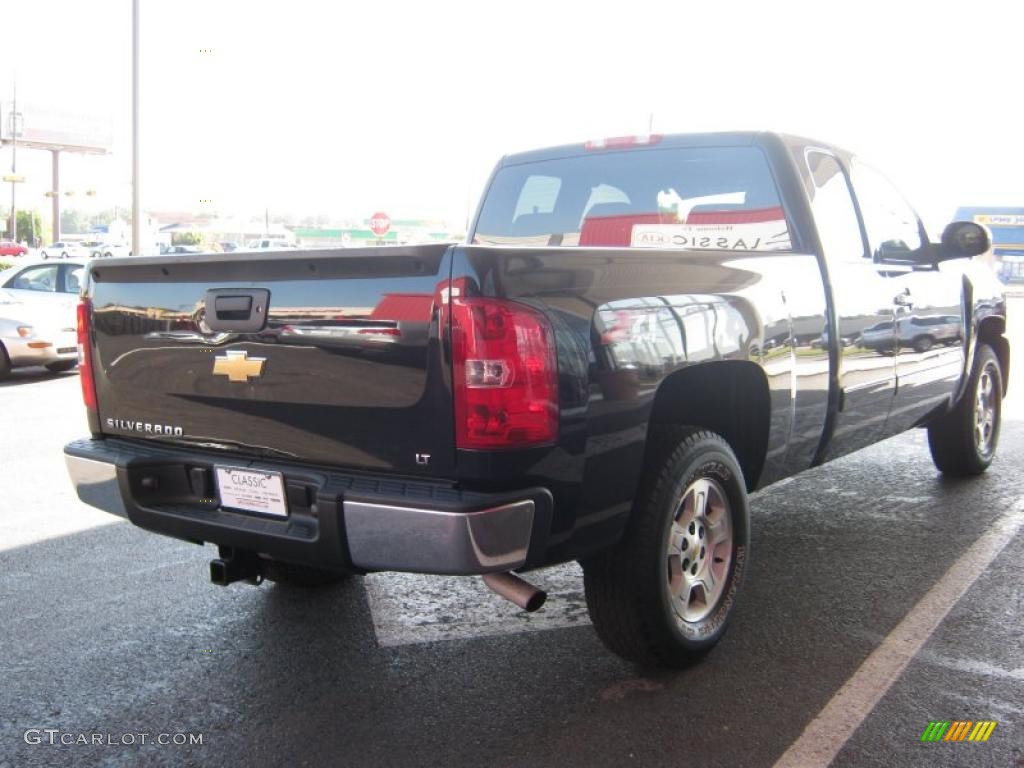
[773,498,1024,768]
[365,563,590,647]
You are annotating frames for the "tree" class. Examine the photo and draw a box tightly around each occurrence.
[171,231,203,246]
[15,210,45,246]
[60,209,92,235]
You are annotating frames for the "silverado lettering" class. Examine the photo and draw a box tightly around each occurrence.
[67,132,1008,667]
[105,418,184,436]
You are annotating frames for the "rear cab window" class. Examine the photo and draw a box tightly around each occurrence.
[473,144,791,251]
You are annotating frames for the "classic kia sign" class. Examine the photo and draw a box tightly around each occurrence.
[369,212,391,237]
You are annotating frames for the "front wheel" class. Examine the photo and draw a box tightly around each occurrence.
[582,427,750,667]
[927,343,1003,476]
[913,335,935,353]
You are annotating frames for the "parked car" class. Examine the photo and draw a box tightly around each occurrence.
[860,314,962,353]
[0,260,87,346]
[65,132,1007,668]
[0,240,28,258]
[245,238,295,250]
[89,242,131,259]
[39,241,87,260]
[0,295,78,376]
[163,245,205,255]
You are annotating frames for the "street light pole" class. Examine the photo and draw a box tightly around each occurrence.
[8,78,17,242]
[131,0,141,256]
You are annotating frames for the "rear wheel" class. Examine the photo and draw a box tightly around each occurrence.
[582,426,750,667]
[927,343,1002,476]
[259,558,352,588]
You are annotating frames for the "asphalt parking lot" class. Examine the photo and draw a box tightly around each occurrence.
[1,300,1022,768]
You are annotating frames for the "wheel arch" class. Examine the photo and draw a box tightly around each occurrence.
[977,315,1009,394]
[646,360,771,492]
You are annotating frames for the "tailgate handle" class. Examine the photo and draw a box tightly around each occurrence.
[204,289,270,333]
[215,295,252,319]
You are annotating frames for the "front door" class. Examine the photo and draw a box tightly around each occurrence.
[846,161,964,433]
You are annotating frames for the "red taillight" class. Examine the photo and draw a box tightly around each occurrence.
[77,300,97,411]
[451,298,558,449]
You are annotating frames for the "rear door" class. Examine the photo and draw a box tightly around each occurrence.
[88,245,456,476]
[804,149,898,461]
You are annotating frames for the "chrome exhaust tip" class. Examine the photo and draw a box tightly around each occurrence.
[482,571,547,612]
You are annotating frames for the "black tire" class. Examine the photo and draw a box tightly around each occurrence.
[40,251,49,260]
[913,335,935,353]
[582,426,750,667]
[61,251,68,259]
[259,558,352,588]
[927,344,1003,477]
[0,343,11,379]
[46,360,78,373]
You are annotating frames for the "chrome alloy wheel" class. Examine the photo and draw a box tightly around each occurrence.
[666,477,733,624]
[974,362,998,457]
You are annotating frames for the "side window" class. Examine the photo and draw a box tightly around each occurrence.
[805,151,865,265]
[9,264,60,292]
[849,161,922,261]
[63,265,84,294]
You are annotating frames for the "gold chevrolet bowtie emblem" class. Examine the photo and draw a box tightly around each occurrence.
[213,350,266,382]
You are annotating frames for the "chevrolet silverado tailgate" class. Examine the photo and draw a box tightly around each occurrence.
[86,244,455,476]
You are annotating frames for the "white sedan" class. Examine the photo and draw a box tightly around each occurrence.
[0,259,87,308]
[39,241,88,260]
[89,242,131,259]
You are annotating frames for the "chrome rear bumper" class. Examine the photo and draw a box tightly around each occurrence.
[65,441,545,575]
[343,500,534,573]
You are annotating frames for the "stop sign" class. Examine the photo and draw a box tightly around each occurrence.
[369,212,391,237]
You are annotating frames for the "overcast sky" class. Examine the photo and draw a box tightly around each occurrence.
[3,0,1022,230]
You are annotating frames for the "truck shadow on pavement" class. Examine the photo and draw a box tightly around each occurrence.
[1,423,1022,768]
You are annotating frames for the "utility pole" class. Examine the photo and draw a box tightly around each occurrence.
[8,78,17,242]
[131,0,141,257]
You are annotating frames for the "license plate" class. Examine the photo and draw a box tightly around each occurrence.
[215,467,288,517]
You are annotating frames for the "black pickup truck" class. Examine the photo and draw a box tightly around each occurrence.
[65,132,1008,667]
